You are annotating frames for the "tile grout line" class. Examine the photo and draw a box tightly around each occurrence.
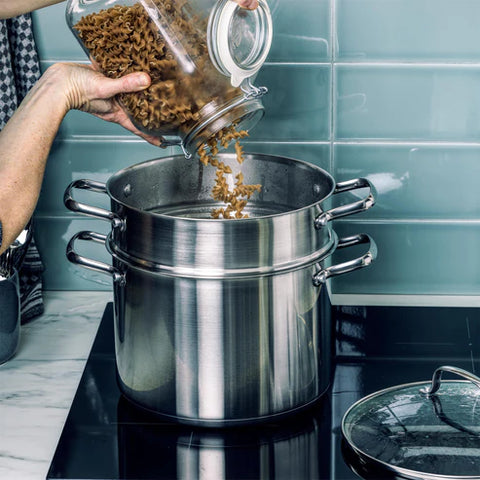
[330,0,336,175]
[40,59,480,68]
[54,137,480,148]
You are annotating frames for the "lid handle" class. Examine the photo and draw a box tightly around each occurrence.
[420,365,480,397]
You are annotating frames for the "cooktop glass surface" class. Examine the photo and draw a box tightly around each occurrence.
[46,304,337,480]
[47,303,480,480]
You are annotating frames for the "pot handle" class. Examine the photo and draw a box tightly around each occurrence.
[315,178,376,228]
[312,233,377,286]
[64,179,124,230]
[66,231,125,285]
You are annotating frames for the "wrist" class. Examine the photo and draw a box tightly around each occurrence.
[41,63,77,115]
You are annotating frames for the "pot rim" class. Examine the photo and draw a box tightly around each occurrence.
[105,152,336,223]
[106,228,338,279]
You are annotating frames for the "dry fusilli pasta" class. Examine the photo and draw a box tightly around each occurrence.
[198,126,261,219]
[74,1,239,136]
[74,2,262,219]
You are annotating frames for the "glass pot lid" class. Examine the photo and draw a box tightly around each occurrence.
[208,0,273,87]
[342,366,480,480]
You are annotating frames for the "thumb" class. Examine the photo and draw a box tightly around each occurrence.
[96,72,151,98]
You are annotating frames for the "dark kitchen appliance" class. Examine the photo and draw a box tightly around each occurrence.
[47,302,480,480]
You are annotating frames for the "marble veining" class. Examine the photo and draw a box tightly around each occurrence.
[0,291,111,480]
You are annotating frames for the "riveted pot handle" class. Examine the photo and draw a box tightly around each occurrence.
[312,233,377,286]
[66,231,125,285]
[64,179,124,230]
[315,178,376,228]
[420,365,480,397]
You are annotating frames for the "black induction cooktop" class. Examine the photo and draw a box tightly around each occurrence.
[46,303,480,479]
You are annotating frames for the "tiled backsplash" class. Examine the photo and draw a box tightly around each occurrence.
[31,1,480,303]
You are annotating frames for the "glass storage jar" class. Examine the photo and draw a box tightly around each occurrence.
[66,0,272,157]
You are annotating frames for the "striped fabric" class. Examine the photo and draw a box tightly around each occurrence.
[18,237,44,322]
[0,14,44,323]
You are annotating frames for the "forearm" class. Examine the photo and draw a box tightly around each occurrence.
[0,0,255,19]
[0,64,69,254]
[0,0,64,19]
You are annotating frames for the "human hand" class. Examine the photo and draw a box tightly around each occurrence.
[235,0,259,9]
[47,62,163,147]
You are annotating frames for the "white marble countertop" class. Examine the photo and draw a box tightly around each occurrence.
[0,291,112,480]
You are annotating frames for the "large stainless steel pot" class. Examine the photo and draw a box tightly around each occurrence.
[64,153,377,426]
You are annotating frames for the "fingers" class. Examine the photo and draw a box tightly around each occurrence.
[118,72,151,92]
[137,133,165,148]
[236,0,259,9]
[95,71,151,99]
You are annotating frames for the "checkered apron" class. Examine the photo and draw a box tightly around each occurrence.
[0,14,45,323]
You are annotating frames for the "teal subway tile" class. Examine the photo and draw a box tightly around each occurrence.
[336,65,480,141]
[268,0,331,62]
[57,109,137,138]
[36,140,173,215]
[38,140,330,215]
[333,144,480,220]
[33,217,112,291]
[33,1,331,63]
[330,221,480,296]
[37,217,480,295]
[32,4,87,61]
[252,65,331,142]
[49,65,331,140]
[231,142,331,171]
[172,141,331,172]
[336,0,480,62]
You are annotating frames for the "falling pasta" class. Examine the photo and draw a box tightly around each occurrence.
[199,126,261,219]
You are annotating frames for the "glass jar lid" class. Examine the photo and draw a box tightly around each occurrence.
[208,0,273,87]
[342,366,480,479]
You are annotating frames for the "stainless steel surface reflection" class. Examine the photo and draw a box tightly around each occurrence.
[47,303,480,480]
[117,394,332,479]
